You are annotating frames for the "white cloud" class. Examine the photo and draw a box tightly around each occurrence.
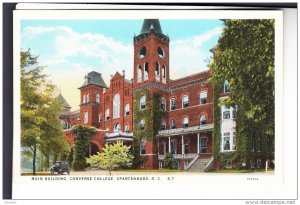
[170,26,222,79]
[22,25,222,110]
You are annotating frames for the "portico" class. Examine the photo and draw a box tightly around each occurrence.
[157,124,213,170]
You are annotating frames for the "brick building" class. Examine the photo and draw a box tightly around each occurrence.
[59,19,235,171]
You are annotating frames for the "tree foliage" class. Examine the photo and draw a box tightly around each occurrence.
[21,49,69,173]
[86,141,133,175]
[71,125,96,171]
[209,20,275,167]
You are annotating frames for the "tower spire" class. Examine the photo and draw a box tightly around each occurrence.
[140,19,163,35]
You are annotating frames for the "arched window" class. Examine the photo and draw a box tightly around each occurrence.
[125,104,130,116]
[170,119,176,129]
[140,94,146,110]
[182,95,189,108]
[158,47,164,58]
[139,47,146,59]
[144,62,148,81]
[98,114,102,122]
[105,109,110,120]
[83,95,86,104]
[155,62,160,81]
[162,64,166,84]
[84,112,88,124]
[200,90,207,104]
[182,117,189,128]
[113,94,120,119]
[160,119,166,130]
[137,65,142,83]
[161,97,166,111]
[113,123,121,133]
[96,93,100,103]
[170,98,176,111]
[125,124,129,132]
[200,115,207,125]
[140,119,145,130]
[224,80,230,93]
[86,94,89,102]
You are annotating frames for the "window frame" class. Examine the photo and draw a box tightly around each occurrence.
[140,95,146,110]
[200,90,207,104]
[182,117,189,128]
[125,103,130,116]
[170,98,176,111]
[84,111,88,124]
[182,95,189,108]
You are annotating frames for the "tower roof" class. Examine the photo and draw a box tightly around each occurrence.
[79,71,108,89]
[56,93,71,109]
[140,19,163,35]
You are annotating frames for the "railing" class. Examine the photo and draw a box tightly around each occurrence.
[158,124,213,136]
[106,131,134,138]
[203,156,214,172]
[158,153,198,160]
[185,154,200,170]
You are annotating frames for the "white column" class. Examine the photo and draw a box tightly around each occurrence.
[197,133,200,154]
[168,137,171,153]
[181,135,184,155]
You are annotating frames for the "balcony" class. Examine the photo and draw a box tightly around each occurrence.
[105,131,134,142]
[157,124,213,137]
[158,153,198,160]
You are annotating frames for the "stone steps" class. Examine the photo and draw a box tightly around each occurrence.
[188,158,211,172]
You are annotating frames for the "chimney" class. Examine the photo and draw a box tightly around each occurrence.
[122,70,125,76]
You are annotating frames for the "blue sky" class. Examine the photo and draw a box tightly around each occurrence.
[21,19,224,110]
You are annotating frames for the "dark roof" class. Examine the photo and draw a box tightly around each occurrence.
[56,93,71,108]
[80,71,108,89]
[140,19,163,35]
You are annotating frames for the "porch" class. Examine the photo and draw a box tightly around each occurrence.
[157,124,213,170]
[105,131,134,146]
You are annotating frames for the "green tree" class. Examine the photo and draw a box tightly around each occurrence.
[71,125,96,171]
[86,141,133,175]
[21,49,69,174]
[209,20,275,168]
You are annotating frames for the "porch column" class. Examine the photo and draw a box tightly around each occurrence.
[168,137,171,153]
[157,141,160,155]
[181,135,184,155]
[197,133,200,154]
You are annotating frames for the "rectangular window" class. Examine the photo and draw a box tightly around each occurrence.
[223,133,231,151]
[161,98,166,111]
[223,111,230,119]
[182,96,189,108]
[200,90,207,104]
[170,99,176,111]
[232,108,237,119]
[200,137,208,153]
[140,140,146,154]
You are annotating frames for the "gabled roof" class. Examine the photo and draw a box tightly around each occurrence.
[111,72,123,81]
[79,71,108,89]
[140,19,163,35]
[56,93,71,108]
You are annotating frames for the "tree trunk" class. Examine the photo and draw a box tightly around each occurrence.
[33,143,36,175]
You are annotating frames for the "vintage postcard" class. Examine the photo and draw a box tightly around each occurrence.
[12,7,285,200]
